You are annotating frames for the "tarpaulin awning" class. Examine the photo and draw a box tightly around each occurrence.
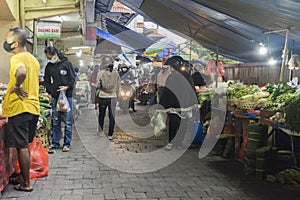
[105,18,156,52]
[118,0,300,63]
[95,28,133,55]
[96,28,132,49]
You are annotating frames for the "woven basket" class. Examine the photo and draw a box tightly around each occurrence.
[238,100,257,110]
[257,100,271,109]
[227,98,239,106]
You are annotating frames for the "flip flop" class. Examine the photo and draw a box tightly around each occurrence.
[165,143,173,150]
[14,185,33,192]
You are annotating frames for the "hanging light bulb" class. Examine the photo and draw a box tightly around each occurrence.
[259,43,268,55]
[259,46,268,55]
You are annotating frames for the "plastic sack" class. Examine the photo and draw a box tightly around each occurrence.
[150,111,167,137]
[56,90,70,112]
[30,137,49,180]
[14,137,49,180]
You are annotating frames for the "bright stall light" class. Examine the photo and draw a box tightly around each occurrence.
[76,49,83,57]
[79,61,84,67]
[259,46,268,55]
[268,57,277,65]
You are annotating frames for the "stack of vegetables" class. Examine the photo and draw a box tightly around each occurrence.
[255,146,277,180]
[197,88,215,106]
[36,85,52,148]
[226,82,300,132]
[243,124,268,176]
[226,83,270,109]
[282,93,300,133]
[265,83,297,111]
[267,168,300,187]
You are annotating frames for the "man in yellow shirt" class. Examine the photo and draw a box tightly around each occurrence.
[2,27,40,192]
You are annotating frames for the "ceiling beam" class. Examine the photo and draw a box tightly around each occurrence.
[24,0,79,20]
[25,8,79,20]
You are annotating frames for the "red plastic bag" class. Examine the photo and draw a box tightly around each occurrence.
[14,137,49,180]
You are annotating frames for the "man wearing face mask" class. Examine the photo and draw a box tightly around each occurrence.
[2,27,40,192]
[43,46,76,152]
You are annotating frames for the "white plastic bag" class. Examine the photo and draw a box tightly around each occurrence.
[150,111,167,137]
[56,91,70,112]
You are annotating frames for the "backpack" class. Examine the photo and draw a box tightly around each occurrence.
[99,70,117,93]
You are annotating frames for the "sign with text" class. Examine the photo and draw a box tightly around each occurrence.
[36,22,61,39]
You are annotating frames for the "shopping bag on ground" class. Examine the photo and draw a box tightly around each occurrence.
[14,137,49,180]
[191,110,204,145]
[29,137,49,180]
[57,90,70,112]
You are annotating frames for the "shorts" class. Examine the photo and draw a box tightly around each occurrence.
[7,112,39,148]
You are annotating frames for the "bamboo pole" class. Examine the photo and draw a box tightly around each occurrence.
[279,29,290,82]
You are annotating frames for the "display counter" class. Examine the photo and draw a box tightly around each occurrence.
[0,118,17,192]
[233,111,300,164]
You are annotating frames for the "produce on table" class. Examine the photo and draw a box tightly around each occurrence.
[284,94,300,132]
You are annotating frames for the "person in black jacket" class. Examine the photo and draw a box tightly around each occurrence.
[159,56,199,150]
[44,46,76,152]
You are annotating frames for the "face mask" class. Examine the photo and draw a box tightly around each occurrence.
[3,41,15,52]
[49,58,57,64]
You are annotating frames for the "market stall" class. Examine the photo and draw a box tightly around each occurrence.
[205,80,300,185]
[0,84,51,192]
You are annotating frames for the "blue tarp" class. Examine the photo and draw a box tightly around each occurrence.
[96,28,133,50]
[105,18,156,52]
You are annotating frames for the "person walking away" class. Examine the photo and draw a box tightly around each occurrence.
[156,64,171,103]
[89,65,99,105]
[159,56,198,150]
[2,27,40,192]
[96,63,121,140]
[43,46,76,152]
[120,66,136,112]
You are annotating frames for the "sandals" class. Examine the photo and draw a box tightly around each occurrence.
[62,146,70,152]
[14,185,33,192]
[165,143,174,150]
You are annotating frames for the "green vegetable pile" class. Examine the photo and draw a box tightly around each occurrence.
[284,94,300,132]
[264,83,297,111]
[226,84,259,99]
[268,83,296,101]
[198,89,215,106]
[267,168,300,187]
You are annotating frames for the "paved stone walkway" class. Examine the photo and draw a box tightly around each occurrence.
[1,105,300,200]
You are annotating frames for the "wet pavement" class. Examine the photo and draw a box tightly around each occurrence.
[1,104,300,200]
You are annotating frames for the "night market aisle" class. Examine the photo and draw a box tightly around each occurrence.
[1,105,300,200]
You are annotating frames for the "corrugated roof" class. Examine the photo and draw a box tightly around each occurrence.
[118,0,300,63]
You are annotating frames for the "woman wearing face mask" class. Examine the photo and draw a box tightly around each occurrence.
[43,46,76,152]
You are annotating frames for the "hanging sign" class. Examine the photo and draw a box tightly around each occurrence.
[36,22,61,39]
